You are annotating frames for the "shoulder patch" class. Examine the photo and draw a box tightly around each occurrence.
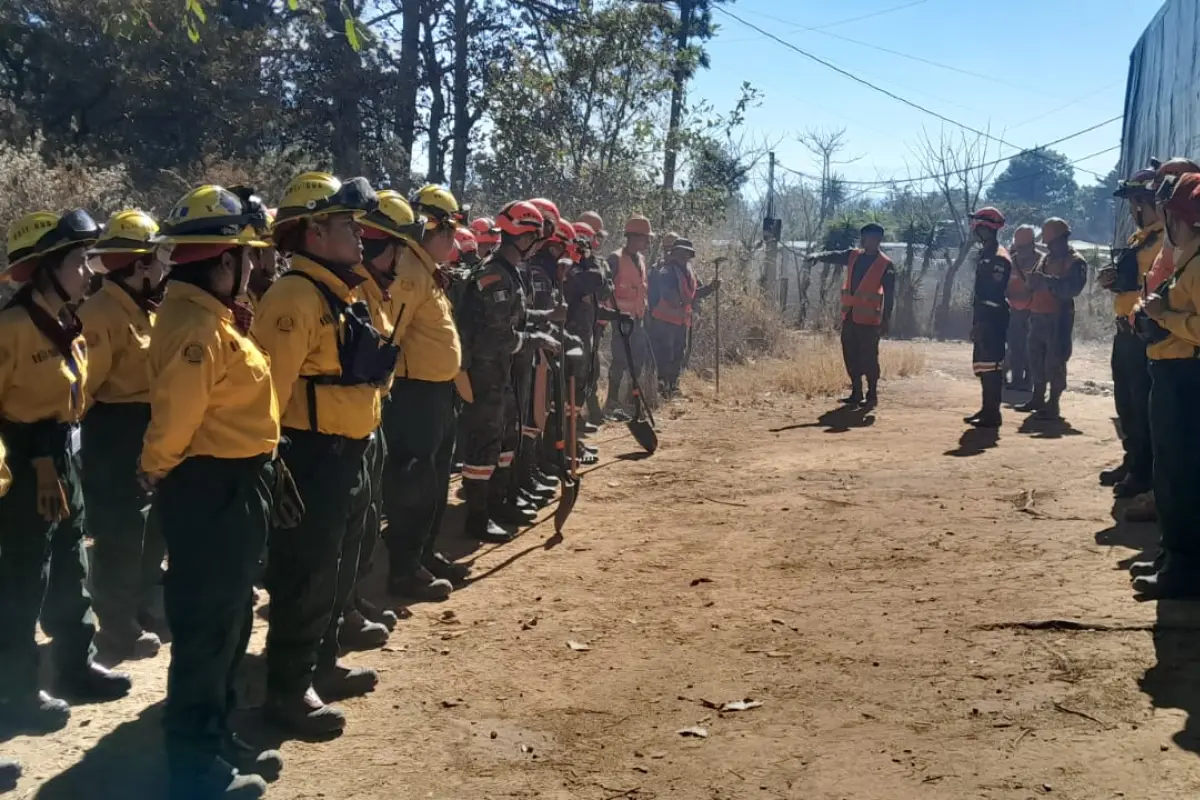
[478,273,502,289]
[491,289,511,303]
[84,330,101,348]
[399,278,416,292]
[276,315,294,333]
[182,342,205,364]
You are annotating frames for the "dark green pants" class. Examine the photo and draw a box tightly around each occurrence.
[382,380,457,578]
[346,427,386,613]
[265,429,369,696]
[0,424,96,698]
[1113,327,1153,486]
[158,455,272,767]
[1149,359,1200,570]
[80,402,164,642]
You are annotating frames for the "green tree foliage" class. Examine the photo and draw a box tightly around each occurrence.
[986,148,1078,224]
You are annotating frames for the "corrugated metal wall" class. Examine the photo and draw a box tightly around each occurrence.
[1118,0,1200,237]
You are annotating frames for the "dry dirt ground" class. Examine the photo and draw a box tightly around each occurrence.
[7,339,1200,800]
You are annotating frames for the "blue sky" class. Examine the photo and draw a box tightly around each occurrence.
[690,0,1165,196]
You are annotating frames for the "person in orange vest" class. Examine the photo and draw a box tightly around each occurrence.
[648,237,718,398]
[807,223,895,410]
[1004,225,1038,392]
[1096,168,1164,500]
[964,208,1012,429]
[1016,218,1088,421]
[604,214,655,417]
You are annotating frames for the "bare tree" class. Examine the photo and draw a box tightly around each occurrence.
[912,126,1000,339]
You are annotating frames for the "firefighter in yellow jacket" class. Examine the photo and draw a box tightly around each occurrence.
[252,172,392,737]
[1129,172,1200,599]
[77,210,169,663]
[0,209,132,734]
[381,185,467,599]
[145,185,284,798]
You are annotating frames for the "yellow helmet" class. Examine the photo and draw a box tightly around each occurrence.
[411,184,464,231]
[158,185,271,248]
[91,210,160,254]
[274,172,378,227]
[359,190,420,240]
[3,209,101,283]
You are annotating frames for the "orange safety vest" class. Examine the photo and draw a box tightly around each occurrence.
[1028,253,1074,314]
[840,250,892,326]
[611,249,648,318]
[1007,253,1036,311]
[650,263,698,327]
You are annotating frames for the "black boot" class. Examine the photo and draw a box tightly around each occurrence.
[337,609,390,651]
[840,378,863,405]
[463,478,515,543]
[1132,561,1200,600]
[1099,463,1128,487]
[263,687,345,737]
[423,552,471,586]
[0,690,70,734]
[969,373,1003,428]
[53,661,132,702]
[1113,474,1152,499]
[168,755,267,800]
[355,597,398,631]
[490,468,537,526]
[586,392,604,427]
[1016,382,1045,413]
[313,663,378,701]
[387,566,453,602]
[222,733,283,782]
[1035,391,1062,421]
[1129,553,1164,578]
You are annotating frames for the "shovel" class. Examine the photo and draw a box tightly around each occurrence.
[617,316,658,454]
[554,371,583,537]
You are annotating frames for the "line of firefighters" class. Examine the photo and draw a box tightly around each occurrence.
[808,156,1200,601]
[0,175,716,799]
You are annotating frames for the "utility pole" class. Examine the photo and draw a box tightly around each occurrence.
[763,150,781,307]
[661,0,693,226]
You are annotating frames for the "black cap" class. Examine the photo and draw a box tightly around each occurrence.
[860,223,885,237]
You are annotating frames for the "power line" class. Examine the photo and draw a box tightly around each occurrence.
[713,5,1109,181]
[716,0,931,44]
[776,116,1121,188]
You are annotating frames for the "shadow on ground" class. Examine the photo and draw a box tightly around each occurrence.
[1141,601,1200,756]
[944,427,1000,458]
[770,405,876,435]
[34,702,165,799]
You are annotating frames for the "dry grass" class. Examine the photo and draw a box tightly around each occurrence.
[680,331,926,402]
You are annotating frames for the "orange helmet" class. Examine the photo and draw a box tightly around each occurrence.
[528,198,560,226]
[573,221,597,247]
[470,216,498,245]
[496,201,545,237]
[454,227,477,254]
[969,206,1006,231]
[549,219,576,245]
[578,211,606,238]
[1162,172,1200,225]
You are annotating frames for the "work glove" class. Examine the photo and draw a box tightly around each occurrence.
[32,456,69,523]
[271,457,306,529]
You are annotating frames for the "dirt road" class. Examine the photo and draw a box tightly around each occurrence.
[8,340,1200,800]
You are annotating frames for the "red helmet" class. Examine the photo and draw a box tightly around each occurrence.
[573,221,597,247]
[454,227,478,254]
[1162,172,1200,225]
[528,198,560,226]
[1154,158,1200,206]
[549,219,576,245]
[496,201,545,237]
[470,216,499,245]
[969,206,1006,231]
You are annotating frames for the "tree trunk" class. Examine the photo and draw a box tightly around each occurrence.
[395,0,423,189]
[325,0,363,175]
[449,0,471,197]
[934,245,971,339]
[421,13,446,183]
[661,0,692,207]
